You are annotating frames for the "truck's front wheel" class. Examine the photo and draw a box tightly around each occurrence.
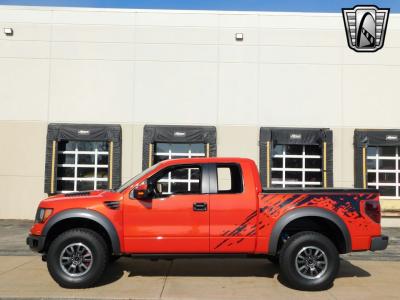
[279,231,339,291]
[47,228,108,288]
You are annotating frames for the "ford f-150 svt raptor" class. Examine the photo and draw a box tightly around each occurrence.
[27,157,388,290]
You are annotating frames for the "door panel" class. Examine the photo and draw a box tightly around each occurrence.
[124,194,209,253]
[123,163,210,253]
[209,163,258,253]
[210,194,257,253]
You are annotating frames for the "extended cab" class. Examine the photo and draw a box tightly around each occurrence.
[27,158,388,290]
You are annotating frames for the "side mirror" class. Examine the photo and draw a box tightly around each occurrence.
[133,183,152,200]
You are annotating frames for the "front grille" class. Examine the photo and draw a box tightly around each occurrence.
[104,201,120,210]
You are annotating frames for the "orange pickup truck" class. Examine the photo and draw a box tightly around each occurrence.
[27,157,388,290]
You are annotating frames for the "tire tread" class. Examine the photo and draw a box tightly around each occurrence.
[279,231,339,291]
[47,228,108,288]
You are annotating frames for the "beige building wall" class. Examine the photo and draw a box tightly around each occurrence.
[0,122,47,218]
[0,5,400,218]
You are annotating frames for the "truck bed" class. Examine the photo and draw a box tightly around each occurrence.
[262,188,379,194]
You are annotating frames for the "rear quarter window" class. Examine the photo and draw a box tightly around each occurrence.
[216,164,243,194]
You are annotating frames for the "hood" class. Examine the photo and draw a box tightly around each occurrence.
[40,190,122,208]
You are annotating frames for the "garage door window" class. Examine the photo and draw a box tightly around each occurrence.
[354,130,400,199]
[271,144,322,188]
[154,143,205,194]
[259,127,333,189]
[367,146,399,197]
[155,165,201,196]
[57,141,109,193]
[142,125,217,169]
[45,124,122,195]
[154,143,205,163]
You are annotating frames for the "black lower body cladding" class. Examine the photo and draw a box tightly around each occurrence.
[26,234,46,252]
[370,235,389,251]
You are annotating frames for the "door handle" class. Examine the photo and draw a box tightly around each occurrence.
[193,202,207,211]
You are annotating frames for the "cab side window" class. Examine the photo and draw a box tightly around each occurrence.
[217,164,243,194]
[153,165,202,197]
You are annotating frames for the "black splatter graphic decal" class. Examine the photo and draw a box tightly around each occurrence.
[214,192,379,250]
[214,210,258,249]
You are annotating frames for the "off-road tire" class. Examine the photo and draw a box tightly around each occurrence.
[279,231,339,291]
[47,228,108,288]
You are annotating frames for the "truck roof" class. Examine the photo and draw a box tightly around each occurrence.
[156,157,254,167]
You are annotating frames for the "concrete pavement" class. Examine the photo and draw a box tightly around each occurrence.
[0,256,399,299]
[0,220,34,256]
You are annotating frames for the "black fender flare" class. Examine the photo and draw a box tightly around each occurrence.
[267,207,351,255]
[42,209,121,254]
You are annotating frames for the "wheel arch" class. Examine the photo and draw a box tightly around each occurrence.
[42,209,120,255]
[268,207,351,255]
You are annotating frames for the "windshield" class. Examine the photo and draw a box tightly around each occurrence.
[115,163,161,193]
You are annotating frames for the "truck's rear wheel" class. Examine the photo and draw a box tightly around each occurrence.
[47,228,108,288]
[279,231,339,291]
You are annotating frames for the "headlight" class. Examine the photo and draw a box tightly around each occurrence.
[35,208,53,223]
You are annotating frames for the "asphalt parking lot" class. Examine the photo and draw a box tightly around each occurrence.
[0,220,399,299]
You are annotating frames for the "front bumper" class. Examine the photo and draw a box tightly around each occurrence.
[370,235,389,251]
[26,234,46,253]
